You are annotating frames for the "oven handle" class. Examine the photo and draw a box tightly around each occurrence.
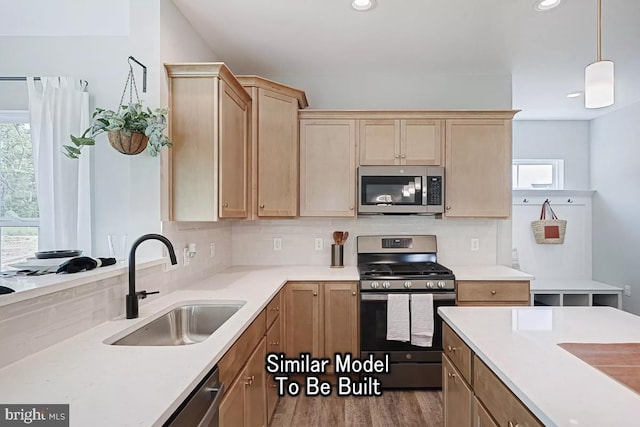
[360,292,455,301]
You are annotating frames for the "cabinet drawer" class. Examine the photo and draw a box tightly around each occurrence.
[442,323,472,383]
[474,356,543,427]
[457,281,530,305]
[266,290,282,327]
[266,312,282,354]
[219,310,267,387]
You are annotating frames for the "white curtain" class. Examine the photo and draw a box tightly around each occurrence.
[27,77,92,254]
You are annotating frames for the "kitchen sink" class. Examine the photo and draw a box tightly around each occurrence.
[110,302,245,346]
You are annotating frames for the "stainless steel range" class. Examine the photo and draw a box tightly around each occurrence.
[358,235,455,388]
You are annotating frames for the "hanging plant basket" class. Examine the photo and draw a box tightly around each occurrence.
[108,130,149,155]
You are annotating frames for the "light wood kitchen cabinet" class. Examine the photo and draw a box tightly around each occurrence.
[444,118,513,218]
[299,118,357,217]
[237,76,308,218]
[443,355,472,427]
[220,338,267,427]
[284,281,359,368]
[456,281,530,306]
[442,322,543,427]
[359,119,443,166]
[265,314,282,423]
[165,63,251,221]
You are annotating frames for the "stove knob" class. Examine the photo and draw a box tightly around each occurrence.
[404,281,412,289]
[371,281,379,289]
[382,281,391,289]
[426,281,435,289]
[437,281,446,289]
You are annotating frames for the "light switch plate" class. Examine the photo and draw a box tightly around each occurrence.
[471,238,480,252]
[315,238,323,251]
[624,285,631,297]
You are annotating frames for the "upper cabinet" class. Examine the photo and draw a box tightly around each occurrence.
[444,117,514,218]
[165,63,251,221]
[299,116,357,217]
[237,76,308,218]
[359,118,443,166]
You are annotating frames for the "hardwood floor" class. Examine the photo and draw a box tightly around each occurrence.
[270,390,443,427]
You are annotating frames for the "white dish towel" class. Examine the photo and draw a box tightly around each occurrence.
[410,294,434,347]
[386,294,410,342]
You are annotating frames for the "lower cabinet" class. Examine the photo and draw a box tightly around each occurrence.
[219,289,284,427]
[443,356,472,427]
[456,280,530,306]
[284,281,359,371]
[443,323,543,427]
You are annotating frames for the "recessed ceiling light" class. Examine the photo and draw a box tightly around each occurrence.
[533,0,565,12]
[567,91,582,98]
[352,0,376,12]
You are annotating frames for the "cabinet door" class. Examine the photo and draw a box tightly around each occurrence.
[266,315,282,424]
[323,282,359,373]
[443,356,472,427]
[445,119,511,218]
[219,80,249,218]
[219,370,247,427]
[359,120,399,165]
[257,89,298,217]
[473,397,498,427]
[300,119,357,217]
[401,119,443,165]
[245,338,267,427]
[284,282,322,358]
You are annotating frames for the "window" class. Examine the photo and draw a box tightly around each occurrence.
[512,159,564,190]
[0,111,39,270]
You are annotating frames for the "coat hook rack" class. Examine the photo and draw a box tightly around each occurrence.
[128,56,147,93]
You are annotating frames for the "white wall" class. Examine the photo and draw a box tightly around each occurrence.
[512,121,591,189]
[591,100,640,315]
[266,72,513,110]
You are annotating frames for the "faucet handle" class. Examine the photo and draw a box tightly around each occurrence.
[136,290,159,299]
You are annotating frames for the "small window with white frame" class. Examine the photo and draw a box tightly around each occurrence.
[512,159,564,190]
[0,110,39,270]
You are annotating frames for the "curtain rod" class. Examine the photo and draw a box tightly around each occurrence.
[0,76,89,86]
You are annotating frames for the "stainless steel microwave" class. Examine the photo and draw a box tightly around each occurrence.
[357,166,444,214]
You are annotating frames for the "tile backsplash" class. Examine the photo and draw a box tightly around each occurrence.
[0,221,231,369]
[232,216,501,266]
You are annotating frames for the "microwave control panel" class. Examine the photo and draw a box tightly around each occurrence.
[426,176,442,205]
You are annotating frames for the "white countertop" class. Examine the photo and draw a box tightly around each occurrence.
[438,306,640,427]
[0,265,358,427]
[449,265,534,281]
[531,279,623,292]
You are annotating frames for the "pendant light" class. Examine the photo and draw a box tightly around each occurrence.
[585,0,614,108]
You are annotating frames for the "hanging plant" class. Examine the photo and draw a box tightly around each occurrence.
[64,103,171,158]
[64,58,171,159]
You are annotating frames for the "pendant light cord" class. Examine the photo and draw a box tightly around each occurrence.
[597,0,602,61]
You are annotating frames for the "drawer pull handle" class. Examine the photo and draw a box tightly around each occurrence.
[260,204,265,209]
[271,384,278,388]
[352,291,357,296]
[244,376,253,386]
[313,292,318,296]
[447,345,457,352]
[270,341,280,346]
[508,422,519,427]
[401,154,406,159]
[222,203,229,208]
[349,206,354,211]
[491,290,497,295]
[447,372,456,380]
[270,306,280,311]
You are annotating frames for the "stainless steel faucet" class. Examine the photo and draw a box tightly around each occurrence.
[126,233,178,319]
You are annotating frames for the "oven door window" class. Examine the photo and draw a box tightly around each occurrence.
[360,296,454,352]
[361,176,423,206]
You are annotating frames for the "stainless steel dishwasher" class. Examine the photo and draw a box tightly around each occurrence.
[164,366,225,427]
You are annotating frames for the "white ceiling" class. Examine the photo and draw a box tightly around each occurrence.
[173,0,640,120]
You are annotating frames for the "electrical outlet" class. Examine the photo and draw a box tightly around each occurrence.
[624,285,631,297]
[315,238,323,251]
[273,237,282,251]
[210,242,215,258]
[183,247,190,266]
[471,238,480,252]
